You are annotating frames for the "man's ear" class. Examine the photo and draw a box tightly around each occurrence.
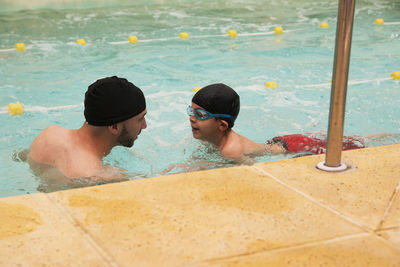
[107,124,119,135]
[218,119,229,131]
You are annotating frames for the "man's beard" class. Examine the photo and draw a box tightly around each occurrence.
[117,125,135,147]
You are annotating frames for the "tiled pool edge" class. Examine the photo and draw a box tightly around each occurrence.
[1,144,400,266]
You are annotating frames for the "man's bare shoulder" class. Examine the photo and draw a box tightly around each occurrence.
[42,125,67,137]
[32,125,67,141]
[31,125,70,149]
[29,125,71,162]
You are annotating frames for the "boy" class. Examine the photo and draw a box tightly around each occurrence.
[187,83,365,163]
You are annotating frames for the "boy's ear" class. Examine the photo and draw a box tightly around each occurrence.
[218,119,229,131]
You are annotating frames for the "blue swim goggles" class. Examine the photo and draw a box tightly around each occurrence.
[187,105,236,121]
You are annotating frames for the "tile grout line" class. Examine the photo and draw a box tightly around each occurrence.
[374,232,400,253]
[203,232,370,264]
[44,193,120,267]
[251,165,372,232]
[373,180,400,252]
[378,225,400,231]
[376,180,400,231]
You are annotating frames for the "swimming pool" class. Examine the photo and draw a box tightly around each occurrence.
[1,0,399,197]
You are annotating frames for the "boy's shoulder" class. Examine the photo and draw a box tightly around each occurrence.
[220,131,246,158]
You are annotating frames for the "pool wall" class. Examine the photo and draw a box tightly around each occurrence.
[1,144,399,266]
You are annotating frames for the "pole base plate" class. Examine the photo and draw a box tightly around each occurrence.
[316,161,347,172]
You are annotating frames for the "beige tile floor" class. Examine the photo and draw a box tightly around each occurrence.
[1,144,399,266]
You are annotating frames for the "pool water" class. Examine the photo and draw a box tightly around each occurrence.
[0,0,399,197]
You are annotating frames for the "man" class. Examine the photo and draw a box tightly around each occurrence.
[187,83,365,163]
[28,76,147,180]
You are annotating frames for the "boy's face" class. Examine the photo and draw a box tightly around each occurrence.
[189,103,221,141]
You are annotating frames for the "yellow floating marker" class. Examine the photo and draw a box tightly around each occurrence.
[391,71,400,80]
[227,29,237,38]
[15,43,25,51]
[265,81,278,89]
[8,102,24,116]
[374,18,384,25]
[76,39,86,45]
[274,26,283,35]
[193,87,202,92]
[319,22,329,28]
[179,32,189,39]
[128,35,138,43]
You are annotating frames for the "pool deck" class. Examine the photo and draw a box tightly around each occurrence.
[1,144,400,266]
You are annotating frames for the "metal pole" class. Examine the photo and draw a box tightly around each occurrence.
[318,0,356,171]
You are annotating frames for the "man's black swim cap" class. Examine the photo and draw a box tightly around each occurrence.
[84,76,146,126]
[192,83,240,128]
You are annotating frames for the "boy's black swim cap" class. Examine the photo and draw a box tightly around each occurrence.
[192,83,240,128]
[84,76,146,126]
